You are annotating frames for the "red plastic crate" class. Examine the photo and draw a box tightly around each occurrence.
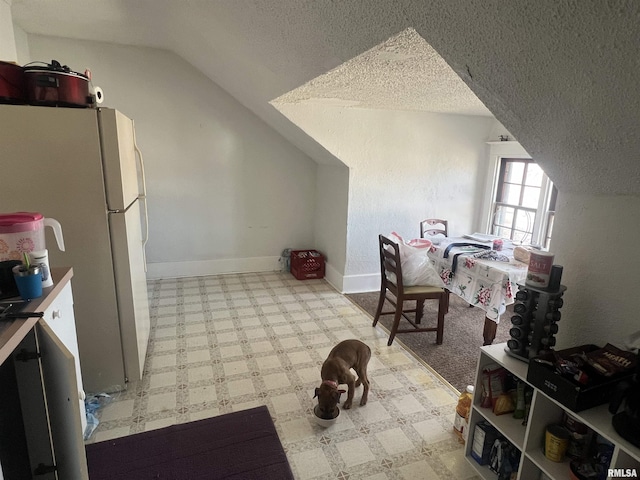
[290,250,325,280]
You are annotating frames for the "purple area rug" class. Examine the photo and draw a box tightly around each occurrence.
[85,406,293,480]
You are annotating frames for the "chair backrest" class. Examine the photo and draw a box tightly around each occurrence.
[420,218,448,238]
[378,234,404,294]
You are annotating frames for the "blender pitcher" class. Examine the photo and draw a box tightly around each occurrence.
[0,212,65,262]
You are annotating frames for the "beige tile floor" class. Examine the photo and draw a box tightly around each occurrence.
[85,272,479,479]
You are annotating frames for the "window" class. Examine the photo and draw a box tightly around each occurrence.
[490,158,557,247]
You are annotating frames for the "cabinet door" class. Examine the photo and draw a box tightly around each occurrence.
[38,321,89,480]
[13,329,56,480]
[41,282,87,435]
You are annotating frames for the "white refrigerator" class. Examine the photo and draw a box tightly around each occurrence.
[0,104,150,394]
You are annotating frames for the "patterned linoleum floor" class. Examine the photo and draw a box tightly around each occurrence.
[85,272,479,479]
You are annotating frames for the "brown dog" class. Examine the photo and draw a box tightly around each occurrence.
[314,339,371,418]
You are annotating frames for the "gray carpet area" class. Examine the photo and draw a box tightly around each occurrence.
[346,291,512,393]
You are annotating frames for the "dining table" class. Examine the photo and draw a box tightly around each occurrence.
[426,234,529,345]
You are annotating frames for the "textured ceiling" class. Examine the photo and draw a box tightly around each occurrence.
[272,28,492,116]
[10,0,640,196]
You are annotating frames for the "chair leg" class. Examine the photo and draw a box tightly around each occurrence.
[387,303,403,346]
[372,286,386,327]
[436,294,446,345]
[483,317,498,346]
[444,289,451,314]
[415,299,424,324]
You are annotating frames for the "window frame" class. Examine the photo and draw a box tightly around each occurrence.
[480,142,555,247]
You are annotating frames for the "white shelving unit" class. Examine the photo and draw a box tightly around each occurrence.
[465,343,640,480]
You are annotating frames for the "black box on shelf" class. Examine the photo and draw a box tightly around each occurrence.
[470,421,500,465]
[526,345,636,412]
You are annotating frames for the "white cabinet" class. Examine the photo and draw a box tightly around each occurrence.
[0,268,88,479]
[465,343,640,480]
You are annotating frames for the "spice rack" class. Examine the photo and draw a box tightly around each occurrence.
[506,282,567,362]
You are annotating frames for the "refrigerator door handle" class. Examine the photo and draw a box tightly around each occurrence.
[132,120,149,272]
[139,196,149,272]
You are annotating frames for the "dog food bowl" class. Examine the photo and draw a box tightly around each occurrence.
[313,404,339,428]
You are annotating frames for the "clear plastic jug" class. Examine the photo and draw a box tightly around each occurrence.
[0,212,65,262]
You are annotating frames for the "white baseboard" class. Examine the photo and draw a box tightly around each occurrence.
[146,257,380,295]
[146,256,281,280]
[341,273,380,294]
[323,263,343,292]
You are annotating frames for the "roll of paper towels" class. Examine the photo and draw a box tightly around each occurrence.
[93,86,104,104]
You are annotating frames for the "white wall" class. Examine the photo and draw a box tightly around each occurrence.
[314,163,349,290]
[551,192,640,349]
[26,35,318,278]
[277,103,497,291]
[18,30,497,293]
[13,23,29,64]
[0,0,16,61]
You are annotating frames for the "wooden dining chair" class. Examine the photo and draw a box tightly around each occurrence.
[420,218,448,238]
[372,235,449,346]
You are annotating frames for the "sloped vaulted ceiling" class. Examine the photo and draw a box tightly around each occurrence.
[400,0,640,196]
[11,0,640,195]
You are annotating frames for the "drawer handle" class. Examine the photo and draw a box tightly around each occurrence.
[52,309,61,319]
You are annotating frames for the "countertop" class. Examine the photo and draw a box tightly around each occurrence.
[0,267,73,364]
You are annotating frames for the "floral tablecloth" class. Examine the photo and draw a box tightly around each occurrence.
[427,237,528,322]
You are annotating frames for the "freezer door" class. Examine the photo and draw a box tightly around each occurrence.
[109,200,150,385]
[99,108,141,211]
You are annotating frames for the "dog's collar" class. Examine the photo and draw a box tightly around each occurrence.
[322,380,338,389]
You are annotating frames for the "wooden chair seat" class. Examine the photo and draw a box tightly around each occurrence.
[403,285,445,295]
[372,234,449,346]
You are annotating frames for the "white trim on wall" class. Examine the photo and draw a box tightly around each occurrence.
[148,259,378,298]
[323,263,343,293]
[340,272,380,294]
[146,256,281,280]
[274,261,379,295]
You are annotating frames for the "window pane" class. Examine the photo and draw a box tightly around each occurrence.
[522,186,541,209]
[504,162,524,184]
[494,205,514,228]
[502,183,522,205]
[491,158,555,246]
[514,209,534,232]
[513,229,530,243]
[494,226,511,238]
[524,163,544,187]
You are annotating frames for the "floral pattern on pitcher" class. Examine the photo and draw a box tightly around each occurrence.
[17,237,35,253]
